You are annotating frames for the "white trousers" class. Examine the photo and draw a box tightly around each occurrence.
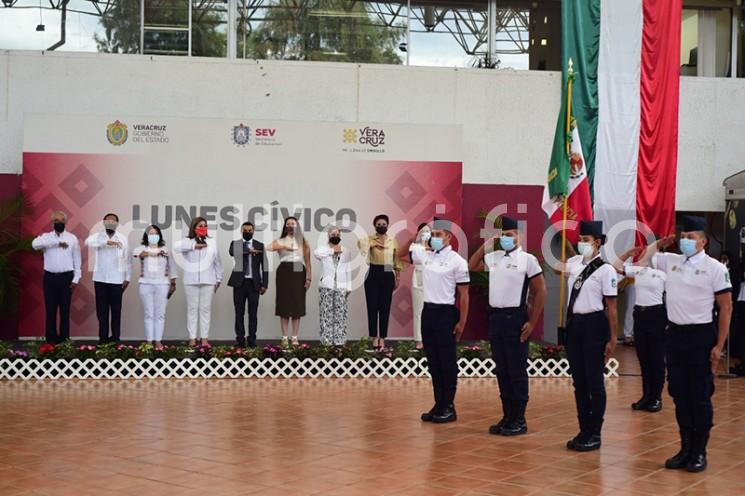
[185,284,213,339]
[623,284,635,339]
[411,285,424,342]
[139,284,169,342]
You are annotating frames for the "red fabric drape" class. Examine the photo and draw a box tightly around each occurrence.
[636,0,682,245]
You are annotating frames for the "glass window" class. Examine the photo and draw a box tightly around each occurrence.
[192,0,227,57]
[237,0,405,64]
[143,0,190,55]
[681,6,733,77]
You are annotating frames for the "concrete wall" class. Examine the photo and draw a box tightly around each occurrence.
[1,49,744,212]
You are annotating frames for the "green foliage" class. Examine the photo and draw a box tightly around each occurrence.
[0,194,34,316]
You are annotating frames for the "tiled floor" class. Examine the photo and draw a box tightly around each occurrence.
[1,348,744,496]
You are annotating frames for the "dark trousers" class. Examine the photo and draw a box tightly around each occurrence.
[633,305,667,401]
[94,281,123,343]
[43,271,73,344]
[364,265,395,339]
[566,311,610,436]
[488,307,529,420]
[422,303,459,410]
[234,279,260,345]
[666,323,716,436]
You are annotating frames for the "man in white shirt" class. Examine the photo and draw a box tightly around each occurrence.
[32,211,82,344]
[85,213,131,344]
[642,215,732,473]
[407,217,470,423]
[468,216,546,436]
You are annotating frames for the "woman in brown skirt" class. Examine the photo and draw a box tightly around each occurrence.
[268,217,311,346]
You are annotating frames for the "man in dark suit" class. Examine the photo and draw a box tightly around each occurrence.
[228,222,268,347]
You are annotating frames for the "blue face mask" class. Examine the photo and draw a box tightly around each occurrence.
[500,236,515,252]
[148,234,160,245]
[430,237,444,252]
[679,238,697,257]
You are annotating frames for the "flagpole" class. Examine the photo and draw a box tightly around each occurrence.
[558,58,574,331]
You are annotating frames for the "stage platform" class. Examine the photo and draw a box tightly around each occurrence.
[0,347,743,496]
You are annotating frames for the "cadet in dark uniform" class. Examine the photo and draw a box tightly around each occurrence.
[615,246,667,412]
[643,215,732,473]
[469,216,546,435]
[561,220,618,452]
[406,218,470,423]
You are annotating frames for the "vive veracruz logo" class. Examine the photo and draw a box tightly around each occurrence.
[106,120,128,146]
[341,126,386,154]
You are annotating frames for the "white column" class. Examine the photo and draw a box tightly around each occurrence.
[227,0,237,59]
[698,10,717,77]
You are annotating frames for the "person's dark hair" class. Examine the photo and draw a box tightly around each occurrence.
[373,214,389,225]
[417,222,429,232]
[241,221,255,229]
[280,216,302,239]
[141,225,165,247]
[103,212,119,222]
[188,216,208,239]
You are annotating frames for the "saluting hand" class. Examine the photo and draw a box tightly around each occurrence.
[657,235,676,250]
[58,241,69,249]
[519,322,534,343]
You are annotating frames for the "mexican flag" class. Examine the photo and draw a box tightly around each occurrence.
[543,0,682,249]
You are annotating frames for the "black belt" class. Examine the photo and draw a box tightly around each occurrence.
[668,322,713,330]
[489,306,526,315]
[44,270,73,276]
[634,304,665,312]
[572,310,604,319]
[424,302,455,309]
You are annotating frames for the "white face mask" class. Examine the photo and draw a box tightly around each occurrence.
[419,230,431,242]
[577,242,594,258]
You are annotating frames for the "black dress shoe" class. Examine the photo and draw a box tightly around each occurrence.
[686,453,707,473]
[572,434,601,452]
[631,397,650,411]
[500,419,528,436]
[236,339,246,348]
[645,399,662,412]
[421,405,438,422]
[566,433,586,450]
[432,406,457,423]
[488,417,508,435]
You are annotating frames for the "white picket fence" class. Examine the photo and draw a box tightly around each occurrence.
[0,357,620,380]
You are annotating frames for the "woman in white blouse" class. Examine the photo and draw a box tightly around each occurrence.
[174,217,223,347]
[133,225,176,350]
[314,225,352,346]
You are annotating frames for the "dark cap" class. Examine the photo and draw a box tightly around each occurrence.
[579,220,605,239]
[501,216,518,231]
[679,215,706,233]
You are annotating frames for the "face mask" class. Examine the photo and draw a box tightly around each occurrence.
[430,237,444,251]
[147,234,160,245]
[500,236,515,252]
[53,222,65,233]
[679,238,697,257]
[419,231,431,242]
[329,236,341,245]
[195,226,208,238]
[375,225,388,235]
[242,232,253,241]
[104,221,118,233]
[578,242,594,258]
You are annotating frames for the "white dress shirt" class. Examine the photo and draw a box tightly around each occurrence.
[565,255,618,314]
[85,231,132,284]
[133,245,177,285]
[411,245,470,305]
[173,237,223,286]
[32,230,82,284]
[484,247,543,308]
[651,251,731,325]
[314,245,352,291]
[624,263,666,307]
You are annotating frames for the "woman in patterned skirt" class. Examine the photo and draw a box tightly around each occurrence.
[314,225,352,346]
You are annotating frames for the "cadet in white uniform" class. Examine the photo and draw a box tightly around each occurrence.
[561,220,618,452]
[407,218,470,423]
[468,216,546,436]
[615,246,667,413]
[642,215,732,473]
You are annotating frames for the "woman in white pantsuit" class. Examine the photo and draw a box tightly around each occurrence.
[400,223,431,349]
[133,225,176,349]
[174,217,223,347]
